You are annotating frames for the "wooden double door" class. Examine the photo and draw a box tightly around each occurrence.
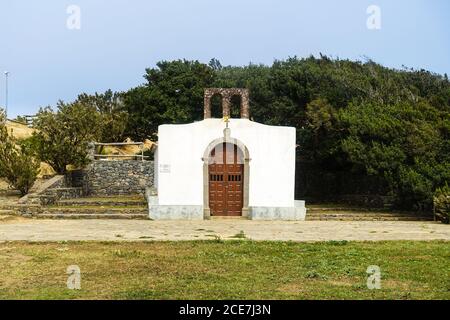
[209,143,244,216]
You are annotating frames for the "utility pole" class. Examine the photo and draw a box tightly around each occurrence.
[4,71,9,119]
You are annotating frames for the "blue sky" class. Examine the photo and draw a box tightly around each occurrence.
[0,0,449,118]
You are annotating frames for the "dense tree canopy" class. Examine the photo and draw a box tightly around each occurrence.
[119,56,449,210]
[27,56,450,209]
[123,60,215,140]
[75,90,129,143]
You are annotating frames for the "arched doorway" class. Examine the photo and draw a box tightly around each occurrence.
[208,143,244,216]
[203,135,250,218]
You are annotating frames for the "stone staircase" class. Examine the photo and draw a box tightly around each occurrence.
[306,205,433,221]
[29,195,149,220]
[0,209,18,221]
[0,191,21,220]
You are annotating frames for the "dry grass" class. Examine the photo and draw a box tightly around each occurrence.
[3,121,55,178]
[96,139,156,160]
[5,121,35,140]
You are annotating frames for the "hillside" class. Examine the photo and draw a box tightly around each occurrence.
[5,120,35,140]
[3,120,54,178]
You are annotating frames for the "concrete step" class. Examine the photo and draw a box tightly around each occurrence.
[43,206,148,215]
[210,216,248,220]
[306,211,432,218]
[35,213,149,220]
[0,206,16,211]
[305,211,433,221]
[307,207,389,213]
[56,196,147,207]
[0,215,19,221]
[305,205,433,221]
[23,195,150,218]
[43,187,84,197]
[0,209,16,216]
[306,216,432,221]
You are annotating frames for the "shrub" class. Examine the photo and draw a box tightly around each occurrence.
[0,112,40,195]
[434,185,450,224]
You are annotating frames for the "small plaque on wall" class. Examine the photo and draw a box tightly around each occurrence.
[159,164,171,173]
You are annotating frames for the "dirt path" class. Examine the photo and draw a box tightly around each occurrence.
[0,219,448,242]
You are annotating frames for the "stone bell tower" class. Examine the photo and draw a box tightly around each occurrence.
[203,88,250,119]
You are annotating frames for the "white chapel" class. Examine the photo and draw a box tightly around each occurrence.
[148,88,306,220]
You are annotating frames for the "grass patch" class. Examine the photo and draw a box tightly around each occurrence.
[111,249,142,259]
[0,241,448,300]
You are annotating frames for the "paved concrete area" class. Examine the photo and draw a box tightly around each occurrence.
[0,218,448,242]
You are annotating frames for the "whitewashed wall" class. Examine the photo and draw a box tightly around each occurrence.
[156,119,296,207]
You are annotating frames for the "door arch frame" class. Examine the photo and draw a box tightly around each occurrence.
[202,134,250,219]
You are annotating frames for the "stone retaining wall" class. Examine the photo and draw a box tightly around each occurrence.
[82,160,154,196]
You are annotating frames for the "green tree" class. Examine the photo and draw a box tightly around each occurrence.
[0,111,40,195]
[30,101,102,174]
[305,98,339,161]
[434,184,450,223]
[75,90,129,142]
[124,59,216,140]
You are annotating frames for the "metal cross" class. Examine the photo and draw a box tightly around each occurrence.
[223,115,230,128]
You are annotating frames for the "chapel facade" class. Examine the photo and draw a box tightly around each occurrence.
[148,88,306,220]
